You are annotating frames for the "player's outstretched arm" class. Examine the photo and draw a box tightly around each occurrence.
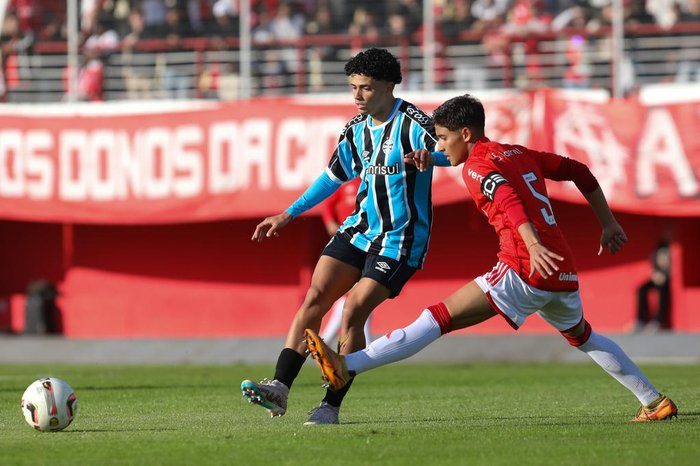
[583,186,628,255]
[542,154,626,255]
[251,170,344,242]
[251,212,292,242]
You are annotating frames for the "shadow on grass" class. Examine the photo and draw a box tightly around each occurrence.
[1,383,232,393]
[340,415,626,427]
[70,428,180,433]
[77,385,220,391]
[0,383,238,395]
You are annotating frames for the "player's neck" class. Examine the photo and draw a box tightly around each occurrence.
[370,97,397,125]
[468,133,487,152]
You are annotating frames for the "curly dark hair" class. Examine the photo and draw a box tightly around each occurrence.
[432,94,485,132]
[344,48,403,84]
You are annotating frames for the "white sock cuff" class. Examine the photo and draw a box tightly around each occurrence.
[419,308,441,329]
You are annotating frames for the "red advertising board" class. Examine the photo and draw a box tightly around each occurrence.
[2,90,698,224]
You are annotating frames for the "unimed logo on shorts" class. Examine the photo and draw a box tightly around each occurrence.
[558,272,578,282]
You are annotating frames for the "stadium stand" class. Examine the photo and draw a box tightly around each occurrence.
[1,0,700,101]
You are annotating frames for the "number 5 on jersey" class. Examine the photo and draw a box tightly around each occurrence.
[522,172,556,226]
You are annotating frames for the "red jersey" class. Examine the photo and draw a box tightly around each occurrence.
[463,137,598,292]
[321,178,362,226]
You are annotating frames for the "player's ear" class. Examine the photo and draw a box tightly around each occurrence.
[461,126,471,142]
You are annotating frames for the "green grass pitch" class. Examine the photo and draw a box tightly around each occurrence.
[2,363,698,465]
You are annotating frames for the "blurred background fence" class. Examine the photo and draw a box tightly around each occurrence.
[2,1,700,102]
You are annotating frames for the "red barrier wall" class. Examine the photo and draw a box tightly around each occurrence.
[2,199,697,337]
[2,90,699,337]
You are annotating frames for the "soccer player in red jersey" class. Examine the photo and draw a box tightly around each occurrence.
[305,94,677,422]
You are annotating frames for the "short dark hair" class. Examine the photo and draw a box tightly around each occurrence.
[433,94,485,132]
[344,48,402,84]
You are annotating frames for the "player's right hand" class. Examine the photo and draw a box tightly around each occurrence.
[252,212,292,242]
[527,242,564,278]
[598,221,628,255]
[404,149,434,172]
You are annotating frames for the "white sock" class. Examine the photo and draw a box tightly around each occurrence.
[578,331,660,405]
[363,315,373,345]
[345,309,441,374]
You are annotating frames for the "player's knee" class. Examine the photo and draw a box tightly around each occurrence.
[300,286,332,316]
[560,318,592,347]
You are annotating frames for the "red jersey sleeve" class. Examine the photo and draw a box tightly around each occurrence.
[492,183,530,229]
[463,159,530,229]
[534,150,599,194]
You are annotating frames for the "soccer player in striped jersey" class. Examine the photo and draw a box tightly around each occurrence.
[305,94,678,422]
[241,48,450,425]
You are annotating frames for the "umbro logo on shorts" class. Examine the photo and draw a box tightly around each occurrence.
[375,261,391,273]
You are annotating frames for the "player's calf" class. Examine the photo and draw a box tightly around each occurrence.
[570,323,672,417]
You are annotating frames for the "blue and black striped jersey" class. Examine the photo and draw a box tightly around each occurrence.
[325,99,444,269]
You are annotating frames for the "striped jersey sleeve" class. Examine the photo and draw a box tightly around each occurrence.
[399,101,439,153]
[326,113,367,183]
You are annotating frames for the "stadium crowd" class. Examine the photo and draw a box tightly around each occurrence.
[4,0,700,41]
[1,0,700,100]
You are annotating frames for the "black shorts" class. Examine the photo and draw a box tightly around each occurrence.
[321,232,418,298]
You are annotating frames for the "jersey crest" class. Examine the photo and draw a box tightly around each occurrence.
[382,138,395,155]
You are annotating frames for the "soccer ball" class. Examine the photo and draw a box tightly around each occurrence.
[20,377,78,432]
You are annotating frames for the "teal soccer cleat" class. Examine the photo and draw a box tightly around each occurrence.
[241,378,288,417]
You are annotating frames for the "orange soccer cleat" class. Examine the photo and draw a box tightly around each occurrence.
[304,328,351,392]
[632,394,678,422]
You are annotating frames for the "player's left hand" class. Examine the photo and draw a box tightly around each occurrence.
[404,149,434,172]
[527,242,564,279]
[598,221,628,255]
